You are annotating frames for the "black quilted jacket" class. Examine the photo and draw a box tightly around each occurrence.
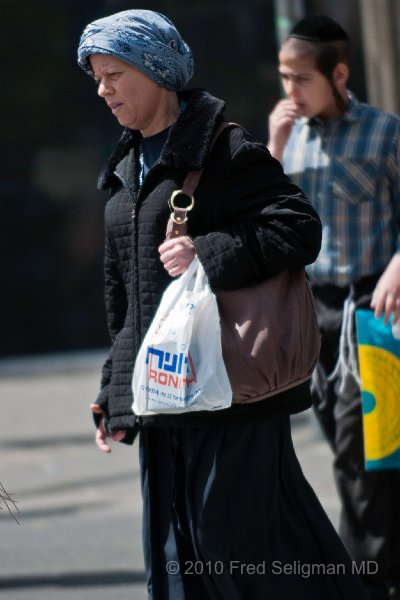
[94,88,322,440]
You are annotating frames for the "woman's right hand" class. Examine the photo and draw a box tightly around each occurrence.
[90,404,126,453]
[158,235,196,277]
[267,99,299,162]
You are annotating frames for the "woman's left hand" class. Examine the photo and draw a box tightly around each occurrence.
[90,404,126,453]
[158,236,196,276]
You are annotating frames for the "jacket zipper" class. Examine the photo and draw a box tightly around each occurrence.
[112,168,144,367]
[113,170,138,218]
[112,162,167,355]
[114,161,164,219]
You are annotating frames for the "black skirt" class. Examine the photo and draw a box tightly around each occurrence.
[139,415,370,600]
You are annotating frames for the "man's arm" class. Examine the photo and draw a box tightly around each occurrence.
[267,99,300,162]
[371,254,400,324]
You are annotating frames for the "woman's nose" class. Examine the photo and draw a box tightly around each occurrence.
[97,81,110,97]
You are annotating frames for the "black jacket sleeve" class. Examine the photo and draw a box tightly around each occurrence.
[194,128,322,290]
[94,231,128,422]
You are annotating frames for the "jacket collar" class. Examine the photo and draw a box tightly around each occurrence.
[98,88,225,190]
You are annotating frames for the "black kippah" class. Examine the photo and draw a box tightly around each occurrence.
[289,14,349,43]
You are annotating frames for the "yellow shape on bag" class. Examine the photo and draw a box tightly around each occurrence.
[358,345,400,461]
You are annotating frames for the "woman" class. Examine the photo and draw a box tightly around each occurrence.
[77,9,369,599]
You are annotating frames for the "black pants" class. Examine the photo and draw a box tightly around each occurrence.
[311,279,400,600]
[139,416,368,600]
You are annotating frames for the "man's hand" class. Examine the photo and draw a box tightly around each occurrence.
[159,236,196,277]
[90,404,126,453]
[267,99,300,162]
[371,254,400,323]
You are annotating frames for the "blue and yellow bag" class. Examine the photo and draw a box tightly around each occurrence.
[356,309,400,470]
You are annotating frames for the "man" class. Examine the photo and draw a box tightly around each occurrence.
[268,14,400,600]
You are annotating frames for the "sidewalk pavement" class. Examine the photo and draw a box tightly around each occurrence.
[0,351,339,600]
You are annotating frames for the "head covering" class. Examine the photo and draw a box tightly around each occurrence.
[288,14,349,43]
[77,9,194,91]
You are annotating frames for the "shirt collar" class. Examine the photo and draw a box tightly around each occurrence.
[340,91,361,122]
[301,90,361,129]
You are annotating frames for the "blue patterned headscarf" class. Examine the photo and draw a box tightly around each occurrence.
[77,9,194,91]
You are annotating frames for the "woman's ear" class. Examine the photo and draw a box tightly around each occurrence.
[333,62,349,88]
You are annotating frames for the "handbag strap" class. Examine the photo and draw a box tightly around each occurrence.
[165,121,237,239]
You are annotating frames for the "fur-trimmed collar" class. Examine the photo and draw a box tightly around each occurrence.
[98,88,225,190]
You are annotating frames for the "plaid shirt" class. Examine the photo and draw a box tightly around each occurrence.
[283,93,400,286]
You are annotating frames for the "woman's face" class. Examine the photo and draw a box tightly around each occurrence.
[278,49,339,121]
[90,54,166,135]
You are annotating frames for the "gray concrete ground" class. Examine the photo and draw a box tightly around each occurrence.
[0,351,339,600]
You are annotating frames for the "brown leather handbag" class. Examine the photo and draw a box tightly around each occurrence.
[166,122,320,403]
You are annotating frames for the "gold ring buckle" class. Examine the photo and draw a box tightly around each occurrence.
[169,190,195,212]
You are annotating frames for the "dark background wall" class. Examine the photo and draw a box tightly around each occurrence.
[1,0,365,357]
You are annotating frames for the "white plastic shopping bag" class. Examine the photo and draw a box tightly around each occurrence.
[132,257,232,415]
